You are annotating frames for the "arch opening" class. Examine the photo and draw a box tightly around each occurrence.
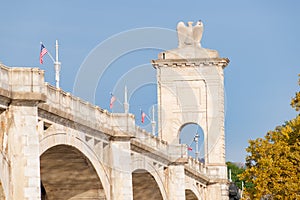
[40,145,106,200]
[185,189,198,200]
[179,123,205,163]
[132,169,163,200]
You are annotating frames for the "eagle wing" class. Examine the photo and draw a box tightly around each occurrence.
[177,21,187,48]
[193,21,203,47]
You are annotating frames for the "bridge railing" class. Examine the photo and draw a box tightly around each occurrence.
[186,156,206,174]
[44,84,115,133]
[132,126,188,161]
[0,64,45,94]
[43,83,188,162]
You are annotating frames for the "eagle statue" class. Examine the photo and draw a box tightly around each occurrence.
[177,21,203,48]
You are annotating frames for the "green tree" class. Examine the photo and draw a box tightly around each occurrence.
[240,75,300,199]
[226,162,244,189]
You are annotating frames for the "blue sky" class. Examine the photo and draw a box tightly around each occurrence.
[0,1,299,162]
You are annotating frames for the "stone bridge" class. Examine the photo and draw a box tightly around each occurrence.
[0,21,229,200]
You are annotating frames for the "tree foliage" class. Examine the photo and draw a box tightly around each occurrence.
[291,76,300,111]
[226,162,244,189]
[240,75,300,199]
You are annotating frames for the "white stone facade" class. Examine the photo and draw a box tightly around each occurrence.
[0,21,229,200]
[152,21,229,200]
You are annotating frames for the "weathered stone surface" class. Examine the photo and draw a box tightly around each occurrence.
[0,21,229,200]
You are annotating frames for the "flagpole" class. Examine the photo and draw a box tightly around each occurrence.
[124,85,129,113]
[151,105,156,135]
[47,52,55,63]
[54,40,61,88]
[241,181,244,198]
[194,132,199,160]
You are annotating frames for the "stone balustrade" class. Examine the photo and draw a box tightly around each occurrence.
[186,156,206,174]
[0,63,191,167]
[42,83,188,162]
[42,83,112,131]
[132,126,188,162]
[0,64,45,94]
[0,64,46,110]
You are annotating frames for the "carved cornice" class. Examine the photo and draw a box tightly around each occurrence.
[152,57,230,69]
[0,88,46,106]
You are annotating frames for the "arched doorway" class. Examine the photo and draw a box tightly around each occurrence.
[179,123,205,162]
[185,189,198,200]
[132,169,163,200]
[40,145,106,200]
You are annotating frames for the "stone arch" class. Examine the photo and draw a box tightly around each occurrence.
[131,159,167,200]
[185,189,198,200]
[132,169,164,200]
[185,181,205,200]
[39,133,110,199]
[185,176,207,200]
[179,123,206,162]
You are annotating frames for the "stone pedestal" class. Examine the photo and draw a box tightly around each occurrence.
[7,101,41,200]
[109,137,133,200]
[166,165,186,200]
[207,182,229,200]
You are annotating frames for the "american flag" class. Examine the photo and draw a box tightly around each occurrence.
[109,95,116,109]
[141,110,146,123]
[39,44,48,64]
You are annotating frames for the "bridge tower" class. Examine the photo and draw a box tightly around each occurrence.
[152,21,229,199]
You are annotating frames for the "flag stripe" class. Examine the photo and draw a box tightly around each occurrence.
[110,95,116,109]
[141,111,146,123]
[40,44,48,64]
